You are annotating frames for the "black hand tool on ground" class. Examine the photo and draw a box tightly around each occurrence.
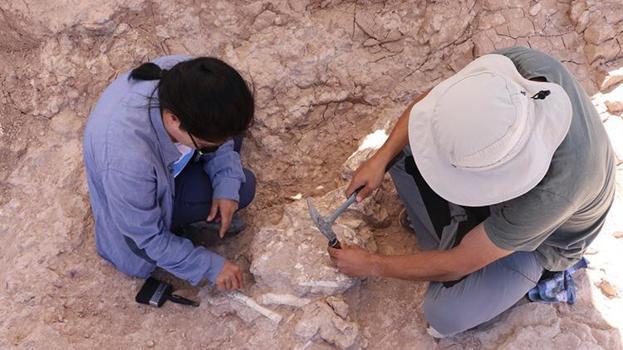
[135,277,199,307]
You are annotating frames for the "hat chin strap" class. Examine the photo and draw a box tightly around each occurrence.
[450,99,535,172]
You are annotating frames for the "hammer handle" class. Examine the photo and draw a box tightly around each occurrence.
[327,187,363,223]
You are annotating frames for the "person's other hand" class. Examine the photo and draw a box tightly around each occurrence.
[345,156,386,202]
[215,260,244,291]
[207,198,239,238]
[328,243,379,277]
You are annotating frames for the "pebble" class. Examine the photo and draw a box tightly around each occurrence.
[597,280,619,298]
[605,101,623,115]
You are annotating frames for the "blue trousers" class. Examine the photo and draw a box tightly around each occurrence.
[171,135,256,229]
[389,147,543,337]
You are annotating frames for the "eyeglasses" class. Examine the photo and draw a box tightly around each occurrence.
[187,132,222,155]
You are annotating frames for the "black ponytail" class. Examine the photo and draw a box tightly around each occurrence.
[128,57,254,142]
[129,62,167,81]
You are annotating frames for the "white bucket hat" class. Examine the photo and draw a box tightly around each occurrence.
[408,54,572,207]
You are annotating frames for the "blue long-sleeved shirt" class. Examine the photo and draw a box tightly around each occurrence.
[83,55,245,285]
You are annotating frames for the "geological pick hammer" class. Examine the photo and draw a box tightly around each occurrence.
[306,187,362,249]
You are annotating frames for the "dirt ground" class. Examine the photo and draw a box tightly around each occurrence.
[1,0,623,349]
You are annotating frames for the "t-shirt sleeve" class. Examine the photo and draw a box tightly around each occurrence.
[492,46,574,87]
[483,188,575,252]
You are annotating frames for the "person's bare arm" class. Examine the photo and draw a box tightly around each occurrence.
[329,223,512,281]
[345,91,429,201]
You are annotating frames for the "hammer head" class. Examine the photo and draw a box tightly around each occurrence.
[306,197,338,242]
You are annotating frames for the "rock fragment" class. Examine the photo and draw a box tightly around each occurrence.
[599,67,623,92]
[259,293,312,308]
[605,101,623,115]
[295,297,361,349]
[596,280,619,298]
[326,296,349,319]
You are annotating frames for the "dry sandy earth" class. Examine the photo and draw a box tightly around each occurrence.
[1,0,623,349]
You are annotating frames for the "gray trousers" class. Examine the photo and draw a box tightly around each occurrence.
[389,148,544,337]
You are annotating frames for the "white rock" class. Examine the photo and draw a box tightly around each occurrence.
[605,101,623,115]
[599,66,623,91]
[259,293,312,308]
[596,280,619,298]
[295,298,361,349]
[326,296,350,319]
[250,188,376,297]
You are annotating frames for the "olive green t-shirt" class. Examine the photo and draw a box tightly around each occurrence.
[483,47,616,271]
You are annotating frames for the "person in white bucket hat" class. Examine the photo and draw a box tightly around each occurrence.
[329,47,616,337]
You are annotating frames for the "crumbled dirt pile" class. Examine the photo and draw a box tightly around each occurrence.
[1,0,622,349]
